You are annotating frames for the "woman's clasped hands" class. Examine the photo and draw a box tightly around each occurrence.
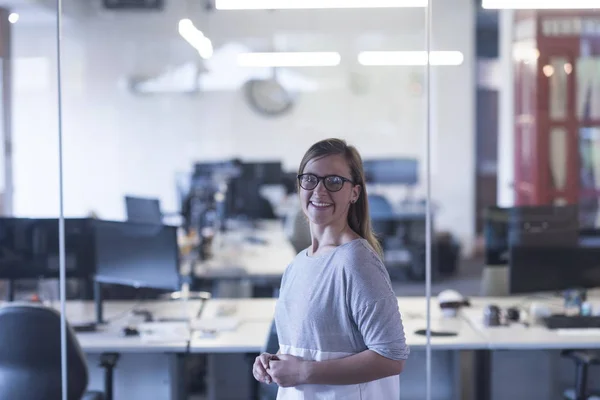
[252,353,309,388]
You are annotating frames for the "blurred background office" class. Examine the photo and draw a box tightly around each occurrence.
[0,0,599,399]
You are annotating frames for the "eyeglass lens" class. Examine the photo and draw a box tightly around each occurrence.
[299,174,345,192]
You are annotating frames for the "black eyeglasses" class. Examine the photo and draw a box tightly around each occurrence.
[297,173,354,192]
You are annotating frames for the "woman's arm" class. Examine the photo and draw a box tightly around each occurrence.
[268,350,404,387]
[303,349,404,385]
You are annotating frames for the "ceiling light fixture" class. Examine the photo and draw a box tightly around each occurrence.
[178,19,213,60]
[358,51,464,66]
[237,52,341,67]
[482,0,598,9]
[8,13,19,24]
[216,0,427,10]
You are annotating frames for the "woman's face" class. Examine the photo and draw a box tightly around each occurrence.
[299,154,361,228]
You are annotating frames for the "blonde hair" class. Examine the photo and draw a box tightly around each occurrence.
[298,138,383,258]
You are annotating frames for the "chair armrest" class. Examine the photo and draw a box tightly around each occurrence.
[82,391,104,400]
[562,350,600,365]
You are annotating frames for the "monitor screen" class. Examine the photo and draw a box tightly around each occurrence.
[241,162,283,185]
[92,220,180,290]
[363,158,418,185]
[125,196,162,225]
[509,245,600,294]
[0,218,93,280]
[483,207,510,265]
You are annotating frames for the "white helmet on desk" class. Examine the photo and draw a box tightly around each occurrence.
[438,289,470,317]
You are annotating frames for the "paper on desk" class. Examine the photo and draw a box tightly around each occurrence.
[192,317,239,332]
[138,321,190,343]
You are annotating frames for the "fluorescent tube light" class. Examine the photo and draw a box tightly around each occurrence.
[358,51,464,66]
[482,0,598,9]
[178,19,213,60]
[216,0,427,10]
[237,52,341,67]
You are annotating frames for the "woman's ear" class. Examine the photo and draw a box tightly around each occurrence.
[352,184,362,203]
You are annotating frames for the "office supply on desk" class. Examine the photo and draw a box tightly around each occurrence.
[414,329,458,337]
[483,304,502,327]
[0,304,109,400]
[438,289,470,317]
[193,316,239,332]
[121,325,140,337]
[506,307,521,322]
[216,304,237,317]
[543,314,600,329]
[138,321,190,343]
[72,322,98,333]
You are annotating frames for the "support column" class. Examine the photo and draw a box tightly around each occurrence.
[0,8,12,216]
[498,9,515,207]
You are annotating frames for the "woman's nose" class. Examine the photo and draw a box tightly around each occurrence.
[314,180,328,193]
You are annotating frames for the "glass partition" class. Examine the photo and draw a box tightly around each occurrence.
[444,3,600,400]
[5,2,71,400]
[48,0,467,398]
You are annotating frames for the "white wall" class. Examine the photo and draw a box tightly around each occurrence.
[11,0,475,250]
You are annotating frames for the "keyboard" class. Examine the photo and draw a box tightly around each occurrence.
[543,314,600,330]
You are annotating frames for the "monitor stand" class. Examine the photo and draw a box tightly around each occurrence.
[67,280,104,333]
[5,279,14,302]
[94,280,105,325]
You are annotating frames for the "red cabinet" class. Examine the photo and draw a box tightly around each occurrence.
[513,10,600,226]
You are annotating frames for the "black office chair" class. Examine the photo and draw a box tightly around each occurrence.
[0,303,109,400]
[562,350,600,400]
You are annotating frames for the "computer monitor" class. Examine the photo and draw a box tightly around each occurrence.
[240,161,283,185]
[0,218,94,280]
[483,206,510,265]
[92,220,180,291]
[507,204,579,247]
[193,160,241,182]
[483,205,580,266]
[224,178,272,220]
[506,204,600,294]
[363,158,418,185]
[509,245,600,294]
[125,196,163,225]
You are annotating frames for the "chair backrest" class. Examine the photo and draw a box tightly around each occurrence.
[0,304,89,400]
[368,194,394,217]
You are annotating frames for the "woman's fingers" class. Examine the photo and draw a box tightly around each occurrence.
[254,356,272,384]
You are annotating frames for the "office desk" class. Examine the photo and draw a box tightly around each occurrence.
[189,297,487,400]
[189,223,296,297]
[190,297,488,351]
[463,296,600,349]
[44,295,600,400]
[461,296,600,400]
[190,298,276,353]
[62,300,201,400]
[189,298,276,400]
[399,297,489,350]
